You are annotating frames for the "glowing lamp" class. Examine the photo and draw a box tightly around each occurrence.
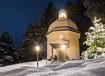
[35,45,40,52]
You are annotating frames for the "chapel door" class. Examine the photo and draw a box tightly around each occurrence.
[59,49,64,61]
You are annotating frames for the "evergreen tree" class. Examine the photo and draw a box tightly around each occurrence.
[64,0,92,54]
[40,2,58,58]
[84,0,105,23]
[20,23,43,62]
[0,31,13,45]
[0,31,18,66]
[20,23,36,62]
[20,2,58,62]
[40,2,58,31]
[82,17,105,59]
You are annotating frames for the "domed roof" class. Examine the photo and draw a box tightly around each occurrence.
[46,9,79,35]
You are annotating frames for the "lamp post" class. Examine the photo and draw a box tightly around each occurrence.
[35,45,40,67]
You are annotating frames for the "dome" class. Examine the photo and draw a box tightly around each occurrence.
[46,9,79,35]
[47,18,78,35]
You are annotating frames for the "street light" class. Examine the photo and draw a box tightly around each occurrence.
[35,45,40,67]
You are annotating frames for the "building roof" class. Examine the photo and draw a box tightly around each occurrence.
[46,9,79,35]
[47,18,79,35]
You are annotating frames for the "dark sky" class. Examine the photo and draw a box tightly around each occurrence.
[0,0,68,46]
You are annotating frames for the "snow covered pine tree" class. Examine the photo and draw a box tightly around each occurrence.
[82,17,105,59]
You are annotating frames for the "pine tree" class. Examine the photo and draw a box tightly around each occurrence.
[0,31,13,45]
[20,2,58,62]
[40,2,58,31]
[82,17,105,59]
[20,23,36,62]
[20,23,43,62]
[40,2,58,59]
[84,0,105,23]
[0,31,18,66]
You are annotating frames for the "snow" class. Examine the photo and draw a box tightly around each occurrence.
[0,60,51,72]
[1,58,105,76]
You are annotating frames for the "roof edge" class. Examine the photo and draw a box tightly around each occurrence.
[46,26,80,36]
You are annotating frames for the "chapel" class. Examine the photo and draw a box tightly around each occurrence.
[46,9,80,61]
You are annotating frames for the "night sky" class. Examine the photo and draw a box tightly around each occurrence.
[0,0,68,46]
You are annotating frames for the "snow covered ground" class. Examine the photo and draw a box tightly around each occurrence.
[0,58,105,76]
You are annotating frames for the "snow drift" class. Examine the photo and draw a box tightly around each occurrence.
[0,58,105,76]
